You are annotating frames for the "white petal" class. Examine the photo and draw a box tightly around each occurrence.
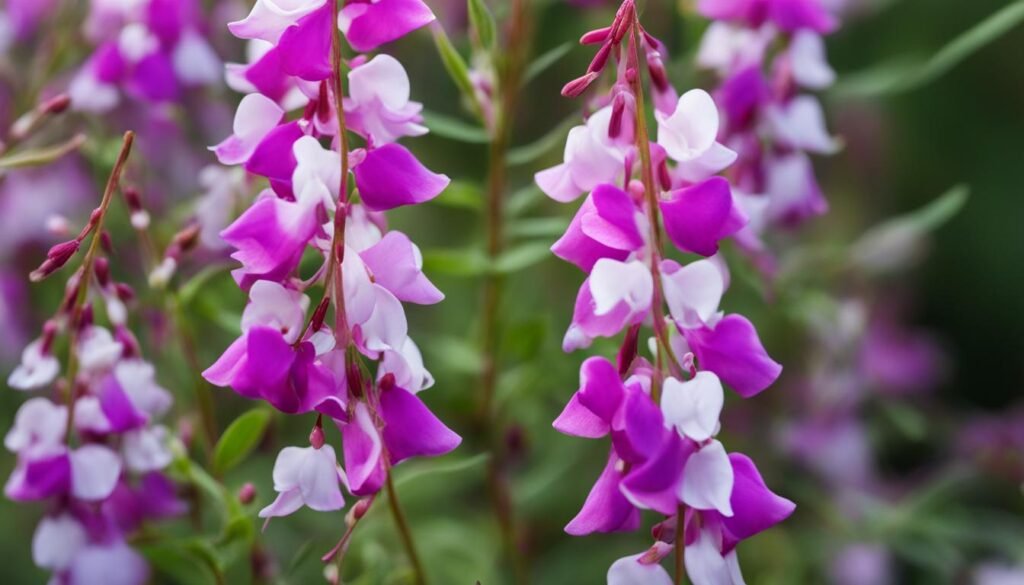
[271,446,311,491]
[657,90,720,162]
[349,54,411,110]
[685,528,736,585]
[70,445,122,501]
[590,259,653,316]
[767,95,838,155]
[5,398,67,452]
[297,444,345,511]
[360,285,408,353]
[662,259,725,329]
[242,280,310,342]
[33,514,87,571]
[173,30,222,85]
[661,372,724,442]
[681,440,734,516]
[122,426,173,473]
[607,554,673,585]
[77,327,123,373]
[8,340,60,391]
[790,30,835,90]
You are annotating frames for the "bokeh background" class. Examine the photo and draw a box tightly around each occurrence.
[0,0,1021,583]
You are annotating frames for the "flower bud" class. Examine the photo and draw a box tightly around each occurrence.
[580,26,611,45]
[40,94,71,115]
[311,296,330,332]
[94,257,111,287]
[561,72,599,98]
[587,42,613,74]
[310,421,325,449]
[30,240,80,282]
[238,482,257,505]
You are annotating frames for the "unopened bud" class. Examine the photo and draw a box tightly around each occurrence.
[610,1,634,45]
[148,257,177,288]
[378,373,396,392]
[352,497,372,520]
[561,72,599,98]
[658,159,672,191]
[587,42,613,74]
[309,422,325,449]
[625,67,637,83]
[100,231,113,254]
[238,482,257,504]
[647,52,669,92]
[94,257,111,287]
[580,26,611,45]
[40,94,71,115]
[172,224,201,254]
[30,240,81,282]
[311,296,330,332]
[609,93,627,139]
[114,282,135,303]
[617,323,641,375]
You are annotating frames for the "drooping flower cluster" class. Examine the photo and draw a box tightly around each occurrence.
[69,0,221,112]
[537,2,794,582]
[695,0,841,272]
[203,0,459,526]
[5,135,185,585]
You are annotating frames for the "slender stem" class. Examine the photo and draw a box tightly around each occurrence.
[172,294,217,462]
[477,1,532,582]
[63,131,134,441]
[675,505,687,585]
[327,0,351,342]
[625,17,673,402]
[385,471,427,585]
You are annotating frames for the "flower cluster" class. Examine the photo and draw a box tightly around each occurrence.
[204,0,459,527]
[69,0,221,112]
[5,135,185,585]
[537,2,794,582]
[695,0,841,272]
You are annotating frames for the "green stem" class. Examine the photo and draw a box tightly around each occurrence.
[385,471,427,585]
[477,0,532,582]
[63,131,134,442]
[675,504,687,585]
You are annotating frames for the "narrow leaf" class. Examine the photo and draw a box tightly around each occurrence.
[850,184,968,273]
[524,42,573,84]
[213,408,272,475]
[0,133,86,169]
[431,180,483,210]
[432,26,485,121]
[395,453,490,489]
[467,0,497,51]
[422,247,490,277]
[492,241,552,273]
[423,110,490,144]
[507,217,569,238]
[836,1,1024,96]
[507,115,577,166]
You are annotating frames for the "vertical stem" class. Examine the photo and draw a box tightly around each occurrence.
[172,294,217,462]
[478,1,532,582]
[328,0,351,341]
[63,131,135,441]
[625,19,673,402]
[385,471,427,585]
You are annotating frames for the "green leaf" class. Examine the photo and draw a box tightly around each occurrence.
[423,110,490,144]
[425,335,485,375]
[140,540,221,585]
[395,453,490,489]
[506,184,546,217]
[0,133,86,169]
[507,115,577,166]
[432,26,484,121]
[523,42,573,84]
[508,217,569,238]
[850,184,968,273]
[431,180,483,211]
[212,408,272,475]
[467,0,497,51]
[492,241,551,273]
[422,247,490,277]
[177,264,232,305]
[879,402,928,441]
[835,1,1024,96]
